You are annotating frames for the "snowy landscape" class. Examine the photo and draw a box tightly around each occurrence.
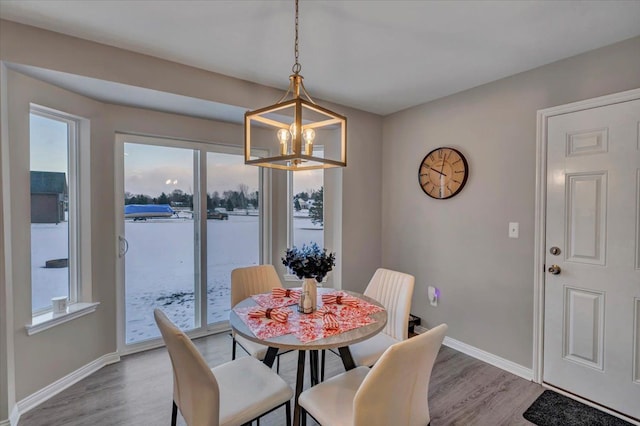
[32,211,322,344]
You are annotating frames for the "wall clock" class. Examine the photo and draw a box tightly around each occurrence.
[418,147,468,199]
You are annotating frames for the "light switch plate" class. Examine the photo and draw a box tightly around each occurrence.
[509,222,519,238]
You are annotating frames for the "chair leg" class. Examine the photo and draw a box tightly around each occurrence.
[286,401,292,426]
[300,406,307,426]
[309,350,319,386]
[320,349,325,382]
[276,353,280,373]
[171,401,178,426]
[232,337,237,360]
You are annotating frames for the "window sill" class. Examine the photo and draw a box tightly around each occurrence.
[26,302,100,336]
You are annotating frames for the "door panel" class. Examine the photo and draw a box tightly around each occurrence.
[566,127,608,156]
[565,172,606,264]
[123,142,198,344]
[563,287,604,369]
[544,98,640,419]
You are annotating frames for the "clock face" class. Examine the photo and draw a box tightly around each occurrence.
[418,147,468,199]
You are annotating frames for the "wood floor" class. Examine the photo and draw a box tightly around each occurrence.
[19,332,543,426]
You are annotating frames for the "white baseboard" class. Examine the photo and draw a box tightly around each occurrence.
[13,352,120,423]
[1,418,9,426]
[414,325,533,381]
[8,405,19,426]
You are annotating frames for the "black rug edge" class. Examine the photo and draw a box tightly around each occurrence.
[523,390,634,426]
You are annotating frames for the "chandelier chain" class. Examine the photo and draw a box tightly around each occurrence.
[292,0,301,74]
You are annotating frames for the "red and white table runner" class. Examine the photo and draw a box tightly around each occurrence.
[235,291,383,343]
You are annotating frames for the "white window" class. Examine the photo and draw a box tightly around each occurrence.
[29,105,91,318]
[290,168,324,249]
[286,145,343,288]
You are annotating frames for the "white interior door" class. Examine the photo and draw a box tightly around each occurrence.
[543,97,640,419]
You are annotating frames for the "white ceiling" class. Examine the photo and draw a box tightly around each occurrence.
[1,0,640,116]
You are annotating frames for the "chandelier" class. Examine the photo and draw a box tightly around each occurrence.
[244,0,347,171]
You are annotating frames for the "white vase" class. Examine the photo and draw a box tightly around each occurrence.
[299,278,317,314]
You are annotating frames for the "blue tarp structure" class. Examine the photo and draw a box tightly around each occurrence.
[124,204,175,217]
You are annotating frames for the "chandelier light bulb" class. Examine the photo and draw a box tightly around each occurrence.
[302,128,315,143]
[277,128,291,155]
[302,128,316,155]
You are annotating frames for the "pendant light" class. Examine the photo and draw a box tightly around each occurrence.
[244,0,347,171]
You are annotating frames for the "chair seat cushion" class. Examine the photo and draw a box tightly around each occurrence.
[213,357,293,426]
[298,366,370,426]
[235,334,269,359]
[349,333,400,367]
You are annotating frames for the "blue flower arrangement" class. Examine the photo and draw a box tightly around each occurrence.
[282,242,336,282]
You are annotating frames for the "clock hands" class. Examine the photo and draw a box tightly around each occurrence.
[430,167,447,177]
[439,152,447,175]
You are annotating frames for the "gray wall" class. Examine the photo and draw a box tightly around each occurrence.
[382,36,640,368]
[5,70,113,401]
[0,19,382,406]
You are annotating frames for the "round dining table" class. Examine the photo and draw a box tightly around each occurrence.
[229,288,387,426]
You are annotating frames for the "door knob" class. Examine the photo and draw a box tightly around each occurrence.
[548,264,561,275]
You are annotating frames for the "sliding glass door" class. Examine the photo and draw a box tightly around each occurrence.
[117,135,264,349]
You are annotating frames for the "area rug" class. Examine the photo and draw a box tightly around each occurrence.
[523,390,633,426]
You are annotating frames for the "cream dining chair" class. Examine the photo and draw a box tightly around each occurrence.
[231,264,293,372]
[154,308,293,426]
[300,324,447,426]
[326,268,414,371]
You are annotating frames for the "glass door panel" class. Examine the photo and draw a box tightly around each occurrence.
[206,152,260,324]
[123,142,197,344]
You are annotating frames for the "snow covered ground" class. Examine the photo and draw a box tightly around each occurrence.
[31,213,322,344]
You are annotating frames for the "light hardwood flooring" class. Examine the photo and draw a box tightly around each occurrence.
[19,332,543,425]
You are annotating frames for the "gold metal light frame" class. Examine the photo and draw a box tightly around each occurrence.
[244,0,347,171]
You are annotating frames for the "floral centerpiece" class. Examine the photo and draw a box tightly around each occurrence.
[282,242,336,282]
[282,243,336,313]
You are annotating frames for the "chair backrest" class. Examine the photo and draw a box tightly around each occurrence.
[154,309,220,426]
[231,264,283,306]
[364,268,415,340]
[353,324,448,426]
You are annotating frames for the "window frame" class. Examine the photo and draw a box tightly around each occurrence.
[27,104,93,332]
